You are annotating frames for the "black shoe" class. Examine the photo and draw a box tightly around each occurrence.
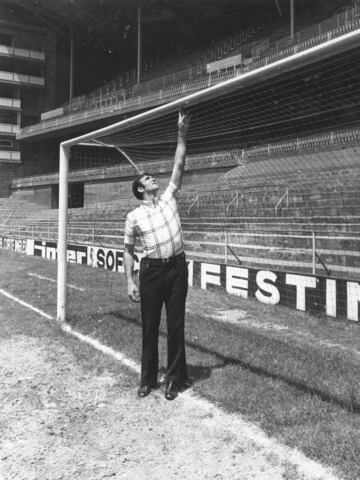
[165,381,179,401]
[137,385,152,398]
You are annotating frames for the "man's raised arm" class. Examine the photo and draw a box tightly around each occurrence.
[170,110,190,190]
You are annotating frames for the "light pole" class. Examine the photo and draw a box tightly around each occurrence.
[290,0,295,40]
[137,0,142,84]
[69,28,74,105]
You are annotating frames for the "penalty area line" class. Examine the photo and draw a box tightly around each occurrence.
[0,288,341,480]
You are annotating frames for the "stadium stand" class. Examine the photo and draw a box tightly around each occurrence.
[10,125,360,189]
[3,121,360,280]
[17,1,360,138]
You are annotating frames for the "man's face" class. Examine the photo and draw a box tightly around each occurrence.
[140,174,159,193]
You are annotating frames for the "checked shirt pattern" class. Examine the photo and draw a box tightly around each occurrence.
[124,182,184,259]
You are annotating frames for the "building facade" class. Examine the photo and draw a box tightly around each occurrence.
[0,5,68,197]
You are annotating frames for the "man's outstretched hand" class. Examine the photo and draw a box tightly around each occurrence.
[178,109,190,137]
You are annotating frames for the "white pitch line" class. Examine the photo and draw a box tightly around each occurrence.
[180,391,339,480]
[62,325,339,480]
[0,288,340,480]
[28,273,85,292]
[62,324,140,373]
[0,288,53,320]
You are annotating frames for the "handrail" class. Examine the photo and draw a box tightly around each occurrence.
[275,188,289,216]
[315,250,331,275]
[4,212,13,225]
[0,44,45,61]
[187,194,199,215]
[311,230,331,275]
[226,191,239,215]
[0,70,45,87]
[1,226,358,280]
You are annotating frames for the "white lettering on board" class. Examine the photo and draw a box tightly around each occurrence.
[286,274,316,311]
[347,282,360,322]
[326,279,336,318]
[201,263,221,290]
[256,270,280,305]
[226,266,248,298]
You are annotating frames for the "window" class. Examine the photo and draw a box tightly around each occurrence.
[0,139,13,148]
[0,33,14,46]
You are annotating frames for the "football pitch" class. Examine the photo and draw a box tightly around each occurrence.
[0,250,359,480]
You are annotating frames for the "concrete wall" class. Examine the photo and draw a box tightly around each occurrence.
[83,167,233,205]
[84,178,133,205]
[19,141,58,178]
[0,164,22,197]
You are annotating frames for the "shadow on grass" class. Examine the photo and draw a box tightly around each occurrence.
[187,364,214,384]
[69,310,360,414]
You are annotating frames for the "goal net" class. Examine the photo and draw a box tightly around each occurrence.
[58,28,360,324]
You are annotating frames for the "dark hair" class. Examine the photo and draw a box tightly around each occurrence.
[132,172,149,200]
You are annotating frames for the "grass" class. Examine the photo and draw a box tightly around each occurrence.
[1,249,360,479]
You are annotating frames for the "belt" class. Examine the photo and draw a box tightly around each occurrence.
[143,251,185,264]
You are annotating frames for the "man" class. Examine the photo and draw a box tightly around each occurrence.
[123,109,190,401]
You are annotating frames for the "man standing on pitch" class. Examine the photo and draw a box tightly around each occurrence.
[123,109,190,400]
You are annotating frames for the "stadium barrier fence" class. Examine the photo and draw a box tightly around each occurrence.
[1,233,360,323]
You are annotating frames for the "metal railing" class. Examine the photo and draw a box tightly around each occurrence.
[0,150,21,163]
[226,191,239,215]
[0,97,21,109]
[0,70,45,87]
[0,44,45,61]
[0,123,20,134]
[1,223,358,279]
[187,194,199,215]
[275,189,289,216]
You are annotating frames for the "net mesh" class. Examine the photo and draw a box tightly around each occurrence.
[2,32,360,322]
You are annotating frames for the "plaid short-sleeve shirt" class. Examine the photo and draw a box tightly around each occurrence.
[124,182,184,259]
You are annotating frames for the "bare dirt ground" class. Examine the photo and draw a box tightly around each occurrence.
[0,298,339,480]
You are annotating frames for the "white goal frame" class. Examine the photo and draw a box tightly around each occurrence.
[57,28,360,322]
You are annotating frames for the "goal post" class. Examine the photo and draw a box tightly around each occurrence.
[57,144,70,322]
[56,28,360,322]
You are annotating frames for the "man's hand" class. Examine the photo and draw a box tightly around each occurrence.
[124,243,140,302]
[127,280,140,303]
[171,109,190,189]
[178,109,190,138]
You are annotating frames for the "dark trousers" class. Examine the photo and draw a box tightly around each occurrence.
[139,252,188,387]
